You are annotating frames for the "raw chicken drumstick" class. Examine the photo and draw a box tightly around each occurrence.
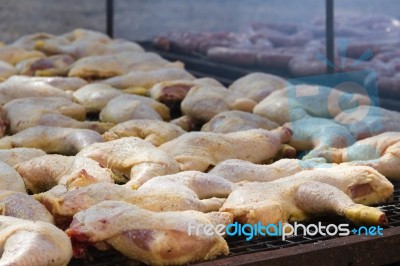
[221,165,393,226]
[253,84,370,124]
[77,137,179,185]
[36,171,234,226]
[159,128,293,171]
[99,94,170,123]
[0,126,103,155]
[309,132,400,180]
[0,161,26,192]
[181,85,257,122]
[102,119,186,146]
[229,72,288,102]
[0,147,46,167]
[210,158,327,183]
[16,154,115,193]
[4,97,86,133]
[0,216,72,266]
[0,190,54,224]
[67,201,231,265]
[201,110,279,133]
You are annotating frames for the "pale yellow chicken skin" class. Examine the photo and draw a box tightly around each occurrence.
[160,128,292,171]
[67,201,231,265]
[16,154,115,193]
[221,165,393,226]
[229,72,288,102]
[0,126,103,155]
[201,110,279,133]
[0,161,26,193]
[77,137,179,186]
[103,119,186,146]
[0,147,46,167]
[0,216,72,266]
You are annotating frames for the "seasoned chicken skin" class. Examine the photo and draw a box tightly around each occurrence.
[69,52,182,78]
[201,110,279,133]
[181,85,257,122]
[16,155,115,193]
[0,190,54,224]
[229,72,287,102]
[102,67,195,90]
[0,126,103,155]
[103,119,186,146]
[210,158,327,183]
[0,161,26,192]
[160,128,292,171]
[72,83,122,113]
[0,147,46,167]
[0,216,72,266]
[77,137,179,185]
[99,94,170,123]
[36,171,233,225]
[221,165,393,226]
[311,132,400,180]
[67,201,231,265]
[4,97,86,133]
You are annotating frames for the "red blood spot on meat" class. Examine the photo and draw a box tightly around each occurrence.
[31,58,54,71]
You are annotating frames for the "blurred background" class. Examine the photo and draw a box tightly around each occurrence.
[1,0,400,43]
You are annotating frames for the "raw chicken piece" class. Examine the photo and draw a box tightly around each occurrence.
[0,216,72,266]
[67,201,231,265]
[159,128,292,171]
[0,161,26,192]
[253,84,371,124]
[0,190,54,224]
[0,76,72,104]
[34,28,110,57]
[0,126,103,155]
[13,76,87,91]
[77,137,179,185]
[16,154,115,193]
[201,110,279,133]
[135,171,235,199]
[99,94,170,123]
[69,52,182,78]
[10,32,54,50]
[0,45,44,64]
[4,97,86,133]
[170,115,196,131]
[284,116,355,155]
[221,165,393,226]
[103,119,186,146]
[36,172,233,225]
[35,29,143,58]
[210,158,327,183]
[181,85,257,122]
[72,83,123,112]
[311,132,400,180]
[229,72,288,102]
[30,113,114,134]
[149,78,224,104]
[16,54,74,76]
[335,105,400,139]
[0,147,46,167]
[0,61,17,80]
[102,67,195,90]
